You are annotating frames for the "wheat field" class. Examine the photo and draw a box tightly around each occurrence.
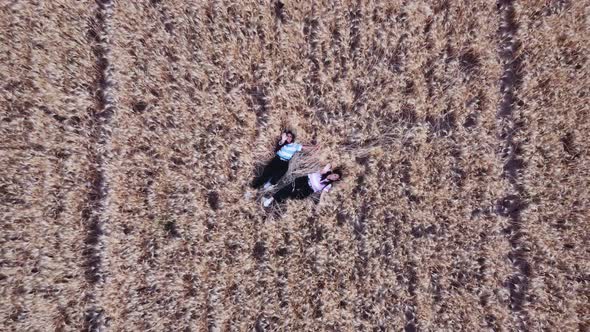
[1,0,589,331]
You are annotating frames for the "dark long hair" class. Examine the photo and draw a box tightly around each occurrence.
[320,168,343,186]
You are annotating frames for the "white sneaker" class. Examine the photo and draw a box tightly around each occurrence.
[263,182,272,189]
[263,197,274,207]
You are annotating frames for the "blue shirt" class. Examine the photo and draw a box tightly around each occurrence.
[276,143,302,161]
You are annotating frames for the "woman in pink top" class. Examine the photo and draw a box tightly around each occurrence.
[263,164,342,207]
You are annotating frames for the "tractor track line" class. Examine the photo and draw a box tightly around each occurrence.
[83,0,116,330]
[496,1,531,331]
[304,4,326,123]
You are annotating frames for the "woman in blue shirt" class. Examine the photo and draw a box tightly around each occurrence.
[252,131,316,189]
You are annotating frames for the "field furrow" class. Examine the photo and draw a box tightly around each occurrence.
[514,1,590,330]
[1,1,99,330]
[495,1,532,330]
[83,1,118,330]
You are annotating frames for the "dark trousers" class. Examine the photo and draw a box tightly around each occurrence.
[273,176,314,203]
[252,156,289,188]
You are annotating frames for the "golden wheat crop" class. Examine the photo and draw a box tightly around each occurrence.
[1,0,588,331]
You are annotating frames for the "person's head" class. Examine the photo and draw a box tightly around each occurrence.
[323,168,343,183]
[285,131,295,144]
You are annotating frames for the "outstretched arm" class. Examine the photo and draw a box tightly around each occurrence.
[320,163,332,174]
[301,143,320,152]
[318,184,332,204]
[318,191,326,205]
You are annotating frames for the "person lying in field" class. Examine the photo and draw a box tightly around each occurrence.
[262,164,342,207]
[252,130,318,189]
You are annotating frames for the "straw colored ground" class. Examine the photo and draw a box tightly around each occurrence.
[1,0,589,331]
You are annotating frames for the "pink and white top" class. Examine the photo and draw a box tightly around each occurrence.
[308,172,332,193]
